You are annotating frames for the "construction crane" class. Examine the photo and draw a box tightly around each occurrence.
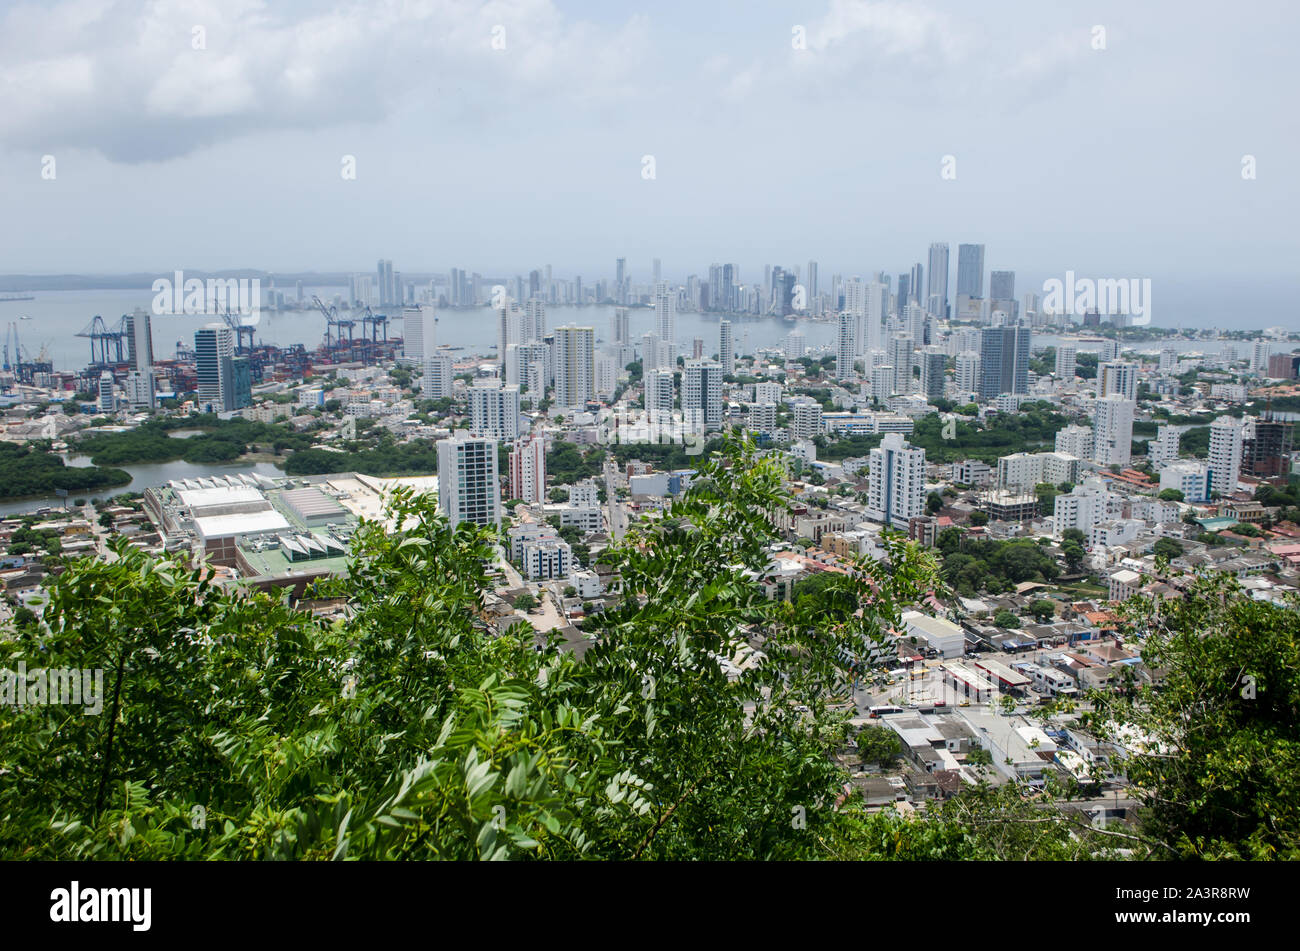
[75,314,128,365]
[311,295,339,350]
[218,304,256,355]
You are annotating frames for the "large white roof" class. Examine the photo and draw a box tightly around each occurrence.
[194,511,290,539]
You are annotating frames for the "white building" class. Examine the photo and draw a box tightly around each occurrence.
[553,325,595,409]
[997,451,1081,490]
[1092,396,1135,467]
[468,382,521,441]
[954,350,980,393]
[1208,416,1245,496]
[1053,479,1122,537]
[867,433,926,529]
[1148,425,1181,466]
[719,320,735,376]
[682,359,724,432]
[1055,424,1095,460]
[437,432,501,529]
[1159,459,1212,502]
[791,401,823,442]
[836,312,857,381]
[1055,345,1076,380]
[1098,361,1139,401]
[643,367,675,419]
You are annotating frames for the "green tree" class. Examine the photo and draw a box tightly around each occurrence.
[1153,537,1184,560]
[1090,573,1300,859]
[856,725,902,769]
[1158,488,1184,502]
[1027,599,1056,622]
[993,609,1020,629]
[512,593,538,612]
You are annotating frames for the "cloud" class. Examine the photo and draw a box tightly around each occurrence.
[0,0,648,162]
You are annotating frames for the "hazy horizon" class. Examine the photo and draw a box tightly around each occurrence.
[1,0,1296,324]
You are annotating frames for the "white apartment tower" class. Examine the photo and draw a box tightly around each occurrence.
[643,367,675,419]
[553,325,595,409]
[437,432,501,529]
[682,359,724,432]
[1209,416,1245,496]
[1055,345,1077,380]
[1099,361,1139,401]
[867,433,926,529]
[468,382,522,441]
[1055,424,1095,460]
[719,320,735,375]
[654,281,676,346]
[1092,395,1135,467]
[955,351,980,393]
[836,312,857,381]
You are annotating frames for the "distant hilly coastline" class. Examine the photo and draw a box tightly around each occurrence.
[0,272,358,292]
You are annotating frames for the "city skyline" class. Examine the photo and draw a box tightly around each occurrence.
[0,0,1295,331]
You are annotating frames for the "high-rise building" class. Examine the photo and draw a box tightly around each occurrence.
[868,433,926,529]
[1055,424,1095,460]
[437,432,501,529]
[123,308,155,408]
[1092,395,1136,467]
[424,352,454,400]
[889,334,915,395]
[919,349,946,402]
[469,382,522,440]
[863,281,888,354]
[643,367,675,420]
[96,370,115,413]
[989,270,1015,302]
[682,359,724,432]
[927,243,950,317]
[1148,425,1181,466]
[402,304,449,398]
[806,260,819,299]
[955,351,980,393]
[553,325,595,409]
[719,320,735,376]
[1055,345,1077,380]
[836,312,857,381]
[908,262,924,308]
[612,307,630,345]
[1099,361,1139,401]
[977,325,1031,399]
[194,323,233,413]
[654,281,676,345]
[615,258,627,304]
[1209,416,1245,496]
[523,298,546,342]
[508,434,547,503]
[791,401,823,442]
[785,331,806,360]
[956,244,985,300]
[1243,418,1295,481]
[1251,340,1272,373]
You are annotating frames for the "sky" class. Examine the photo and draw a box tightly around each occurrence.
[0,0,1296,324]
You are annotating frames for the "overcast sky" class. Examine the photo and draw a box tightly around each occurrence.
[1,0,1296,319]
